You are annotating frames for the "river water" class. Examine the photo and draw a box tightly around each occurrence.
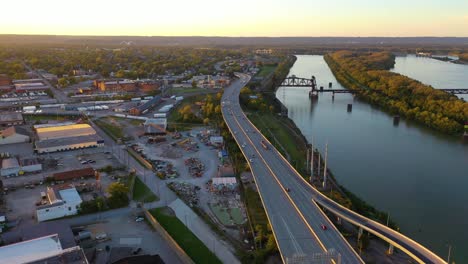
[276,55,468,262]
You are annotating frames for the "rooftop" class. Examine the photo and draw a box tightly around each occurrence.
[36,124,96,141]
[1,158,19,169]
[35,134,102,149]
[0,112,23,122]
[0,234,63,264]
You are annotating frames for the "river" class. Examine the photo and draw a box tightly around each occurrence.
[276,55,468,262]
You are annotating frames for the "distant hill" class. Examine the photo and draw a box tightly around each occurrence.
[0,35,467,47]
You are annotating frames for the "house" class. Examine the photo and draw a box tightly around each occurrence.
[36,185,82,222]
[0,126,30,145]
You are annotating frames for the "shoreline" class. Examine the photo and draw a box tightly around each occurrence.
[265,54,399,227]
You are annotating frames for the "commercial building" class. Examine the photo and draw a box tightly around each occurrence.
[0,234,88,264]
[34,123,104,153]
[0,112,24,127]
[36,185,82,222]
[1,157,42,177]
[0,126,29,145]
[144,118,167,135]
[210,136,224,146]
[0,74,12,86]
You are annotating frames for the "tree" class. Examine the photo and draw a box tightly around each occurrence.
[107,182,129,208]
[191,80,197,88]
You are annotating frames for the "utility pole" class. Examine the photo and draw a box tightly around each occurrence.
[306,146,310,175]
[323,141,328,189]
[317,152,321,181]
[447,244,452,264]
[310,137,314,181]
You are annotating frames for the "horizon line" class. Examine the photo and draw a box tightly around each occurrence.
[1,34,468,38]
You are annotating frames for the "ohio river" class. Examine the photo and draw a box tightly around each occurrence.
[276,55,468,262]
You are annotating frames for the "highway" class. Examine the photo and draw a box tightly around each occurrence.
[222,73,447,264]
[222,74,363,263]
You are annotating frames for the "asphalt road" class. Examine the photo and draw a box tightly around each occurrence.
[221,74,357,263]
[222,73,446,264]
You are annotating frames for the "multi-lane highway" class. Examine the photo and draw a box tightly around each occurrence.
[222,73,447,264]
[222,74,363,263]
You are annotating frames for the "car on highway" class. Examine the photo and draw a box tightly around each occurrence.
[249,158,254,163]
[320,224,327,230]
[285,187,291,192]
[135,217,144,222]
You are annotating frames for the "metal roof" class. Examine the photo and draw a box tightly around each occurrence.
[0,234,63,264]
[36,124,96,141]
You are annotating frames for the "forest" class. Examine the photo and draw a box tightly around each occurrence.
[0,45,244,79]
[325,51,468,134]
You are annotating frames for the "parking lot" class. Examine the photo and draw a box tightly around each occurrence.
[84,213,181,264]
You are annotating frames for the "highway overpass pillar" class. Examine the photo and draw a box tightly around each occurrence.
[387,244,394,255]
[336,216,342,225]
[358,227,363,240]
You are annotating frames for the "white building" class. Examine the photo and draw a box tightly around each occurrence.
[0,234,87,264]
[36,185,82,222]
[210,136,224,145]
[0,126,30,145]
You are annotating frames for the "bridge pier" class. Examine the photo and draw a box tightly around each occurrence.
[358,226,363,240]
[387,244,394,255]
[336,216,342,225]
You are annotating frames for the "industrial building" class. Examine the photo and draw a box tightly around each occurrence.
[0,112,24,127]
[144,118,167,135]
[34,123,104,153]
[12,79,49,93]
[1,157,42,177]
[129,95,162,115]
[94,79,137,92]
[0,126,30,145]
[36,185,82,222]
[0,234,88,264]
[51,167,96,182]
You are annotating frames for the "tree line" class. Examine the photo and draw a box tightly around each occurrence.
[325,51,468,134]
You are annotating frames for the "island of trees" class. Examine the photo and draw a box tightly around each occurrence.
[325,51,468,134]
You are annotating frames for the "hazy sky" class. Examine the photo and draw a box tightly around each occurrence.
[1,0,467,36]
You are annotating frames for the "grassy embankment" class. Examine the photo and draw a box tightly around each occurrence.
[94,118,124,141]
[256,65,277,77]
[149,208,221,264]
[133,176,158,203]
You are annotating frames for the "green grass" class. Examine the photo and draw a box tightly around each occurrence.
[149,208,221,264]
[244,187,268,227]
[133,176,158,203]
[248,113,306,171]
[256,65,277,77]
[94,118,124,140]
[24,114,70,122]
[209,204,245,225]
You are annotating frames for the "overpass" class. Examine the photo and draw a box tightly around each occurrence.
[222,73,447,264]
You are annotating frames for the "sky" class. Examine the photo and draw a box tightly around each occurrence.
[1,0,467,37]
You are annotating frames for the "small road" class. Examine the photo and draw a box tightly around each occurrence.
[22,63,70,103]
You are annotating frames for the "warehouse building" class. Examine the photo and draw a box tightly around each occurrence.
[0,112,24,127]
[0,126,30,145]
[51,167,95,182]
[34,123,104,154]
[36,185,82,222]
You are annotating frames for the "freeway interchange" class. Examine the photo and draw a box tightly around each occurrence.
[221,73,447,264]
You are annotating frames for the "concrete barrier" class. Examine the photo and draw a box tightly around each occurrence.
[143,209,194,264]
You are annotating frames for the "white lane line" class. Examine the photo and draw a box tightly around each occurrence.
[280,215,304,255]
